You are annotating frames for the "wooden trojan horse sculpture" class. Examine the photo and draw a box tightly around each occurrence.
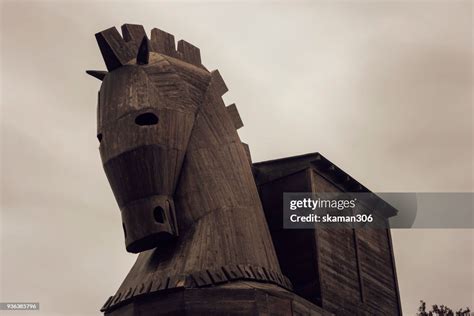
[87,24,329,315]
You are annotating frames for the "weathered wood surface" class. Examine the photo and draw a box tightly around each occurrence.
[89,24,305,315]
[101,264,293,312]
[254,153,402,316]
[104,281,333,316]
[89,24,400,316]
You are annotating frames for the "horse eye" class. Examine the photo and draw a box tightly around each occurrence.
[135,112,158,126]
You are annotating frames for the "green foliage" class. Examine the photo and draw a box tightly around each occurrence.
[417,300,471,316]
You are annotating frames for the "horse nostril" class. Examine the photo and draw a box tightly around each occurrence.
[135,112,158,126]
[97,133,103,142]
[153,206,165,223]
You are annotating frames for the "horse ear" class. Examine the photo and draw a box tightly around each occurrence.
[86,70,108,81]
[136,36,150,65]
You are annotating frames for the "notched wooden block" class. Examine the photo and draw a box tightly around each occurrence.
[261,267,276,283]
[207,268,228,284]
[163,277,171,290]
[274,272,285,286]
[121,24,146,43]
[150,276,165,292]
[222,265,244,280]
[123,287,133,300]
[118,289,130,305]
[191,270,213,287]
[133,278,154,297]
[249,266,266,281]
[112,292,122,305]
[168,275,186,289]
[226,103,244,130]
[210,70,228,96]
[184,275,196,287]
[100,296,114,312]
[177,40,202,66]
[237,264,256,279]
[241,142,252,165]
[95,27,135,71]
[150,28,176,56]
[134,281,148,296]
[269,271,279,284]
[146,279,154,293]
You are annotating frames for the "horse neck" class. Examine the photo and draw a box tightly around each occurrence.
[113,72,282,294]
[172,86,281,273]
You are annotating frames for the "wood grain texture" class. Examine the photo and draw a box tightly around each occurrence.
[86,70,107,81]
[121,24,147,54]
[104,282,333,316]
[254,155,402,316]
[177,40,201,66]
[150,28,177,57]
[95,27,135,71]
[136,36,150,65]
[91,25,307,315]
[90,25,400,315]
[101,264,293,312]
[226,103,244,130]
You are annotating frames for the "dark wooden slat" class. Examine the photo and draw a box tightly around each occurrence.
[150,28,176,56]
[136,36,149,65]
[177,40,201,66]
[95,27,134,71]
[86,70,107,81]
[242,142,252,164]
[210,69,228,96]
[121,24,146,43]
[226,103,244,130]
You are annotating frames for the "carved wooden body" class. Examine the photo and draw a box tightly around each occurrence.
[88,24,401,316]
[89,24,297,315]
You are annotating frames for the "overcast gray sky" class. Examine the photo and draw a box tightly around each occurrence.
[1,0,472,315]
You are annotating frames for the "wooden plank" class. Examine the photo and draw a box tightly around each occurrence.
[242,142,252,165]
[95,27,135,71]
[210,69,228,96]
[136,36,149,65]
[253,160,401,316]
[387,229,402,316]
[150,28,176,56]
[121,24,146,55]
[177,40,201,66]
[226,103,244,130]
[86,70,107,81]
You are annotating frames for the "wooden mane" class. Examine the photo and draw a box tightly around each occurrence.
[87,24,401,316]
[87,24,245,138]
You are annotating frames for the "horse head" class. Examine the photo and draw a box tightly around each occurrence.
[88,24,281,281]
[89,25,206,253]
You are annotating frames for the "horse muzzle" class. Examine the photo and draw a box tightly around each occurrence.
[121,194,178,253]
[101,144,184,253]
